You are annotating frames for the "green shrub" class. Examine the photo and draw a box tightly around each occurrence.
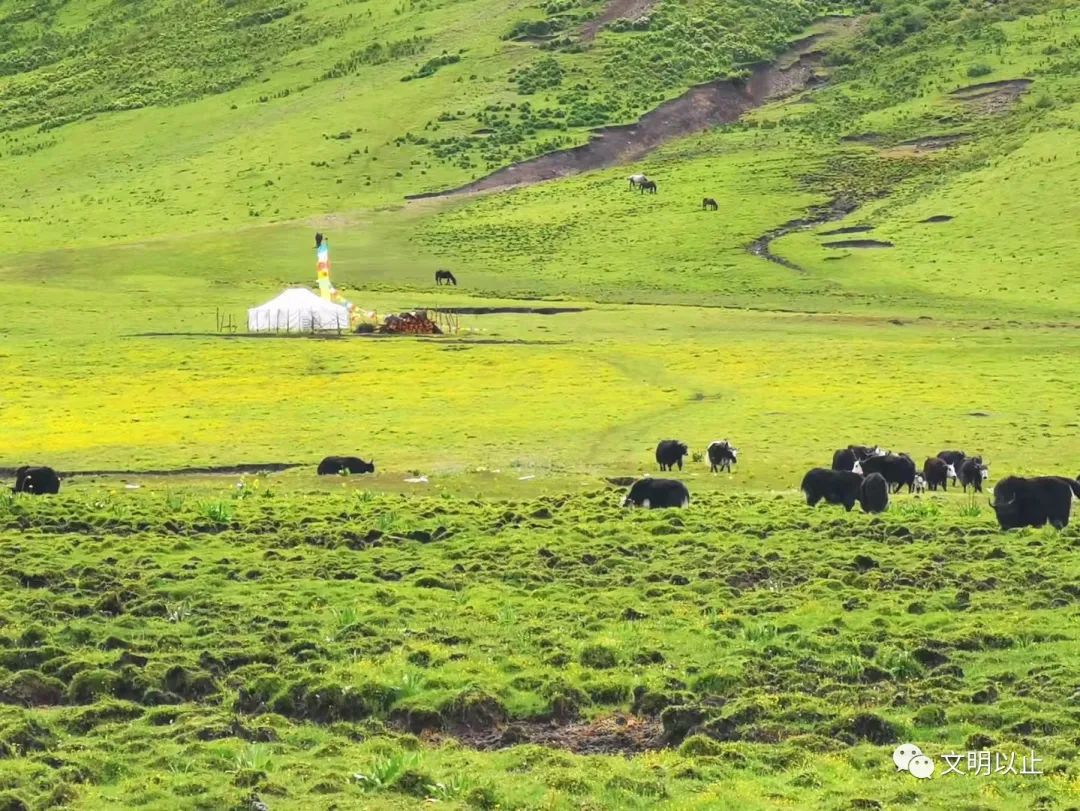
[513,57,564,95]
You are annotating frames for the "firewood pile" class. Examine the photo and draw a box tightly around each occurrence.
[380,310,443,335]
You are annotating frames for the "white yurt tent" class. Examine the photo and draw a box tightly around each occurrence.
[247,287,349,333]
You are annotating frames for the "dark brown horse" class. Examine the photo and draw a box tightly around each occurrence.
[702,197,718,210]
[435,269,457,286]
[639,180,657,194]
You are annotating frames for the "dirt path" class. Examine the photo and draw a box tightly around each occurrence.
[747,199,858,272]
[407,20,857,200]
[580,0,655,42]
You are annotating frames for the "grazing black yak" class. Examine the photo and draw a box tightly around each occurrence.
[317,456,375,476]
[859,472,889,514]
[801,468,863,511]
[12,466,60,495]
[923,457,955,491]
[990,476,1080,530]
[622,478,690,509]
[655,440,689,472]
[937,450,967,483]
[855,453,917,493]
[958,458,990,492]
[831,445,885,471]
[706,440,737,473]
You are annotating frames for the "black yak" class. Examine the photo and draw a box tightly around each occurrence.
[655,440,689,472]
[622,478,689,509]
[937,450,970,484]
[801,468,863,511]
[706,440,737,473]
[923,457,955,491]
[317,456,375,476]
[990,476,1080,530]
[12,466,60,495]
[855,453,917,493]
[859,472,889,514]
[831,445,885,471]
[959,458,990,493]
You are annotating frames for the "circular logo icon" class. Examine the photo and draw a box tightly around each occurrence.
[893,743,923,772]
[908,755,935,780]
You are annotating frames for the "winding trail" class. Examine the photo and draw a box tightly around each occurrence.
[407,21,858,200]
[747,199,858,272]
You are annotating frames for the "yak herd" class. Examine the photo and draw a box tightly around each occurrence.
[8,442,1080,531]
[624,440,1080,531]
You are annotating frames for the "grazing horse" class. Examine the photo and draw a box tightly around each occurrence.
[435,269,457,286]
[702,197,718,210]
[628,174,648,190]
[639,180,657,194]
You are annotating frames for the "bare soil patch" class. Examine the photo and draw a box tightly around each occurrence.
[580,0,655,42]
[823,239,894,249]
[951,79,1032,114]
[408,26,845,199]
[441,714,666,754]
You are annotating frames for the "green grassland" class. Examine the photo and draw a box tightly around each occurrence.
[3,304,1080,481]
[3,0,1080,807]
[0,488,1078,810]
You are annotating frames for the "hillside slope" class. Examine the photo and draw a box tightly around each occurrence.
[0,0,838,249]
[400,0,1080,318]
[2,0,1076,319]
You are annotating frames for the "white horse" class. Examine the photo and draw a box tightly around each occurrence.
[628,173,648,190]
